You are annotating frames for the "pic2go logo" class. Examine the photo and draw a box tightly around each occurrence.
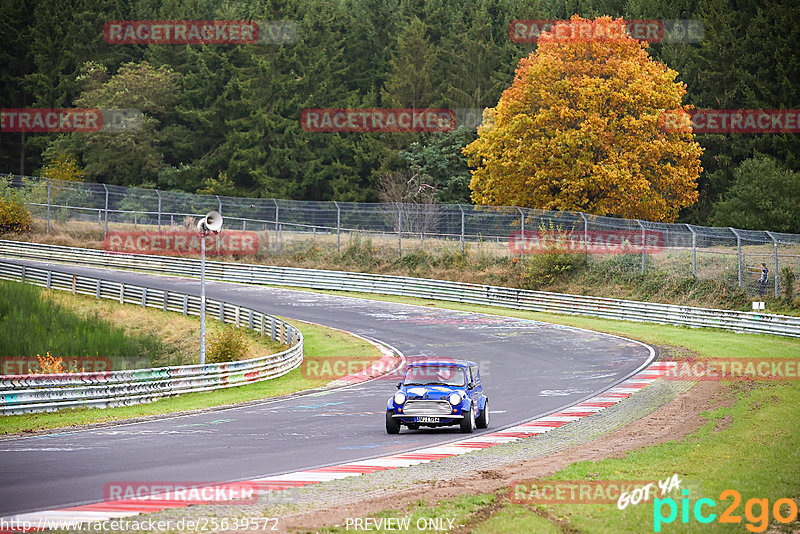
[654,489,799,532]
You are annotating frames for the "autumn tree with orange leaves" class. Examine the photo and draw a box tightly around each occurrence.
[464,16,702,222]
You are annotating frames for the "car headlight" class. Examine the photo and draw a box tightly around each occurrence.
[393,392,406,405]
[448,392,462,406]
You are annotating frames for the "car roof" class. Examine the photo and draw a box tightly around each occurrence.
[406,359,476,368]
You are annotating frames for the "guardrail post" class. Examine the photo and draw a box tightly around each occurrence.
[72,275,76,294]
[334,200,341,252]
[636,220,646,273]
[119,283,124,304]
[163,290,168,312]
[517,207,525,258]
[96,279,101,298]
[458,204,465,253]
[730,228,742,287]
[235,306,241,328]
[46,178,51,234]
[20,266,25,282]
[273,199,279,253]
[46,271,51,289]
[156,190,162,236]
[260,314,266,336]
[270,318,276,341]
[248,310,253,329]
[102,184,109,239]
[183,295,188,315]
[766,231,779,297]
[686,224,697,279]
[219,302,225,322]
[141,288,147,307]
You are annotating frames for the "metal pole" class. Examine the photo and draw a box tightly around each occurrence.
[46,178,51,234]
[102,184,109,239]
[215,195,222,214]
[686,224,697,279]
[156,190,162,235]
[766,231,779,297]
[273,199,279,253]
[200,229,207,365]
[579,212,588,260]
[458,204,465,253]
[636,220,646,273]
[397,204,402,254]
[517,207,525,258]
[730,228,742,287]
[334,201,341,252]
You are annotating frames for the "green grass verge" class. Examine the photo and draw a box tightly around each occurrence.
[0,313,382,436]
[291,287,800,534]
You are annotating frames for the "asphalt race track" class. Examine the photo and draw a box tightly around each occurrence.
[0,259,654,516]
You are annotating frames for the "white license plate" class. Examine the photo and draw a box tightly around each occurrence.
[417,417,440,423]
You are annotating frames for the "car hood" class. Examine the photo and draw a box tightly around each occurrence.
[402,385,463,400]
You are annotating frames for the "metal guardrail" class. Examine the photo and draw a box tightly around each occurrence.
[0,260,303,415]
[2,239,799,338]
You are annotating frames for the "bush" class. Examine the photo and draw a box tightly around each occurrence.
[206,325,248,364]
[0,197,32,234]
[520,252,585,289]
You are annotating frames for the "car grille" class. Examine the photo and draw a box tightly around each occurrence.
[402,400,453,416]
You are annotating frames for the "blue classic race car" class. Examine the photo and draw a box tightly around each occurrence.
[386,359,489,434]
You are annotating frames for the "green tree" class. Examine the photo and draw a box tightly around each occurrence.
[710,156,800,233]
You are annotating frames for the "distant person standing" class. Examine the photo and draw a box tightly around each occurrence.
[758,262,769,297]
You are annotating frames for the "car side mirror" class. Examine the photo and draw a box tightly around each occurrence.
[396,382,402,389]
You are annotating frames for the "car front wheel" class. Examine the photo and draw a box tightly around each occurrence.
[460,408,475,433]
[476,400,489,429]
[386,411,400,434]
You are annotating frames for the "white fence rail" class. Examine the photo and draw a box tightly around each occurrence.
[2,239,799,338]
[0,260,303,415]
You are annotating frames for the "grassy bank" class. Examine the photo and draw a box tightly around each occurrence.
[0,284,383,434]
[0,280,169,370]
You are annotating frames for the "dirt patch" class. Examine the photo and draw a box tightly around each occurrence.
[282,380,730,533]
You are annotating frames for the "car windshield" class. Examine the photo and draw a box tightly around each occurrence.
[403,365,465,387]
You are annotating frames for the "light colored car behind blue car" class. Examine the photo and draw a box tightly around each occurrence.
[386,359,488,434]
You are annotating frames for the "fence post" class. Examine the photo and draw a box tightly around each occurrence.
[102,183,109,239]
[334,200,341,252]
[636,220,646,273]
[46,178,51,234]
[273,199,279,253]
[397,204,402,254]
[730,228,742,287]
[579,212,589,260]
[686,224,697,279]
[156,190,162,235]
[458,204,465,253]
[766,231,779,297]
[517,207,525,258]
